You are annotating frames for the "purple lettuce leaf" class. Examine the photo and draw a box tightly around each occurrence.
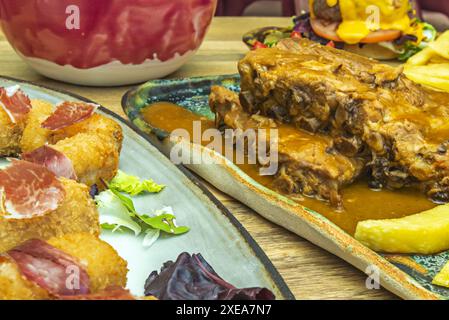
[293,13,312,34]
[89,184,99,199]
[144,252,275,300]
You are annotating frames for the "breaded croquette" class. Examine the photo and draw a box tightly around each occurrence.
[0,255,49,300]
[47,233,128,293]
[0,107,25,156]
[0,233,128,300]
[49,114,123,152]
[0,178,99,253]
[19,101,123,155]
[13,99,123,187]
[0,86,31,156]
[52,133,120,187]
[19,100,53,153]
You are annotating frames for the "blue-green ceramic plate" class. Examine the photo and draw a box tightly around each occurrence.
[122,74,449,300]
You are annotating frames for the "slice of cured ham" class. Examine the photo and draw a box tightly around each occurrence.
[0,85,32,123]
[0,160,65,219]
[22,145,77,180]
[7,239,90,296]
[41,101,98,130]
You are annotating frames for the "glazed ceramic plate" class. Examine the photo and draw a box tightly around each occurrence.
[122,74,449,300]
[0,75,293,300]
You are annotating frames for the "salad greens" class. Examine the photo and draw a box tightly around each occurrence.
[252,15,437,63]
[398,22,437,62]
[96,190,142,235]
[96,171,189,248]
[109,170,165,196]
[144,253,275,300]
[138,213,190,235]
[143,229,160,248]
[263,30,290,47]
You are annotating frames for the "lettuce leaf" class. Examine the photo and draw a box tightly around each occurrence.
[138,206,189,235]
[399,44,423,62]
[96,190,142,235]
[422,23,438,45]
[138,213,190,235]
[109,170,165,196]
[263,30,290,47]
[142,229,160,248]
[96,179,189,247]
[399,22,437,62]
[109,187,137,215]
[144,253,275,300]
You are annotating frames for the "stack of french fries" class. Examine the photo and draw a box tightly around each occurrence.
[404,31,449,92]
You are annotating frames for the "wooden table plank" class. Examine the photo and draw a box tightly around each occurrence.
[0,17,395,300]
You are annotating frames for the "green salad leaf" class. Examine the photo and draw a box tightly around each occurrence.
[263,30,290,48]
[109,187,137,215]
[96,190,142,235]
[422,22,438,45]
[399,44,423,62]
[399,22,438,62]
[138,213,190,235]
[97,171,189,248]
[109,170,165,196]
[142,229,160,248]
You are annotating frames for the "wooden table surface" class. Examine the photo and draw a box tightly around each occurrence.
[0,17,396,300]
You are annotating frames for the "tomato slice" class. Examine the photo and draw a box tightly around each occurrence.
[310,18,401,44]
[291,31,302,39]
[253,41,268,50]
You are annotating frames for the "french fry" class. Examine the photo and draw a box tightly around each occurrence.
[405,31,449,93]
[407,47,436,66]
[404,63,449,80]
[433,261,449,289]
[355,204,449,254]
[429,55,448,64]
[428,30,449,60]
[404,68,449,92]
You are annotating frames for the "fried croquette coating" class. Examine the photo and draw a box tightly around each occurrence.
[4,99,123,187]
[52,133,120,188]
[20,101,123,186]
[0,256,50,300]
[0,178,100,253]
[1,97,123,159]
[49,114,123,152]
[0,233,128,300]
[0,107,26,156]
[48,233,128,293]
[19,101,123,155]
[19,100,53,153]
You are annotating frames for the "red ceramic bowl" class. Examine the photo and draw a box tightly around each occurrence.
[0,0,217,86]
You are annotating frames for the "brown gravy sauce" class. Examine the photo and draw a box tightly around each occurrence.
[142,102,436,235]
